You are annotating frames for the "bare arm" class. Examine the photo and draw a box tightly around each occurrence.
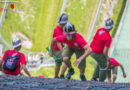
[103,46,110,60]
[57,42,63,52]
[119,64,126,78]
[78,45,92,60]
[22,64,31,76]
[49,38,57,57]
[0,60,4,71]
[74,45,92,66]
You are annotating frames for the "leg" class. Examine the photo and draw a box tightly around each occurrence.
[112,67,118,83]
[60,63,67,79]
[92,64,100,81]
[107,69,112,82]
[75,49,87,81]
[62,45,73,69]
[64,57,75,79]
[62,45,74,79]
[99,55,107,81]
[78,58,86,81]
[54,66,60,78]
[53,50,63,78]
[91,53,107,81]
[61,63,67,75]
[63,57,72,69]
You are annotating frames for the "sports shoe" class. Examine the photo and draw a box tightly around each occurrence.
[60,75,65,79]
[66,68,75,79]
[80,75,87,82]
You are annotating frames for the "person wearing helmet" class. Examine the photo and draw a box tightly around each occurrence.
[49,23,89,81]
[0,38,31,76]
[107,57,126,83]
[51,13,68,78]
[74,18,114,82]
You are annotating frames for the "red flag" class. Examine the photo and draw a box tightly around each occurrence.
[10,3,14,9]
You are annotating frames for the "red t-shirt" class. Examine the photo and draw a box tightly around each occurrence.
[108,57,120,69]
[2,50,26,75]
[53,25,64,50]
[90,28,112,54]
[56,33,87,49]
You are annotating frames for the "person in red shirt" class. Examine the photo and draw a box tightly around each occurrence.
[52,13,68,78]
[49,23,89,81]
[0,38,31,76]
[107,57,126,83]
[74,18,114,81]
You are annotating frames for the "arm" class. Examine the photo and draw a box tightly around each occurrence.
[22,64,31,76]
[0,59,4,71]
[57,42,63,52]
[49,38,57,57]
[119,64,126,78]
[74,45,92,66]
[103,46,110,61]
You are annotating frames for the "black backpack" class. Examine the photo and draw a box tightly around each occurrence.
[3,50,22,71]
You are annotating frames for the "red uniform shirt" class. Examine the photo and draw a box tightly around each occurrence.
[90,28,112,54]
[108,57,120,69]
[2,50,26,75]
[56,33,87,49]
[53,25,64,50]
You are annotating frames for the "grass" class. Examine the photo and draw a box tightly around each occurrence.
[0,0,126,81]
[0,3,5,16]
[0,0,100,52]
[65,0,100,39]
[94,0,126,38]
[0,0,63,52]
[30,56,96,80]
[30,0,126,80]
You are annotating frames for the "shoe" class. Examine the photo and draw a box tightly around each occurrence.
[91,78,98,81]
[66,68,75,79]
[60,75,65,79]
[54,76,59,79]
[80,75,87,82]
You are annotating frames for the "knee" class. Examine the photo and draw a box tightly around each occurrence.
[63,57,69,62]
[113,74,117,79]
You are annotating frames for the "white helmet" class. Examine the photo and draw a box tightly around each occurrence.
[12,38,22,48]
[57,13,69,24]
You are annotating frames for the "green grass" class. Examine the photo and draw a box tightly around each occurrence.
[0,0,63,52]
[65,0,100,39]
[30,56,96,80]
[0,0,126,81]
[30,0,126,80]
[0,3,5,16]
[94,0,126,38]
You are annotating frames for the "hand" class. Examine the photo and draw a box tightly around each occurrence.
[73,58,82,67]
[48,50,53,57]
[123,73,126,78]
